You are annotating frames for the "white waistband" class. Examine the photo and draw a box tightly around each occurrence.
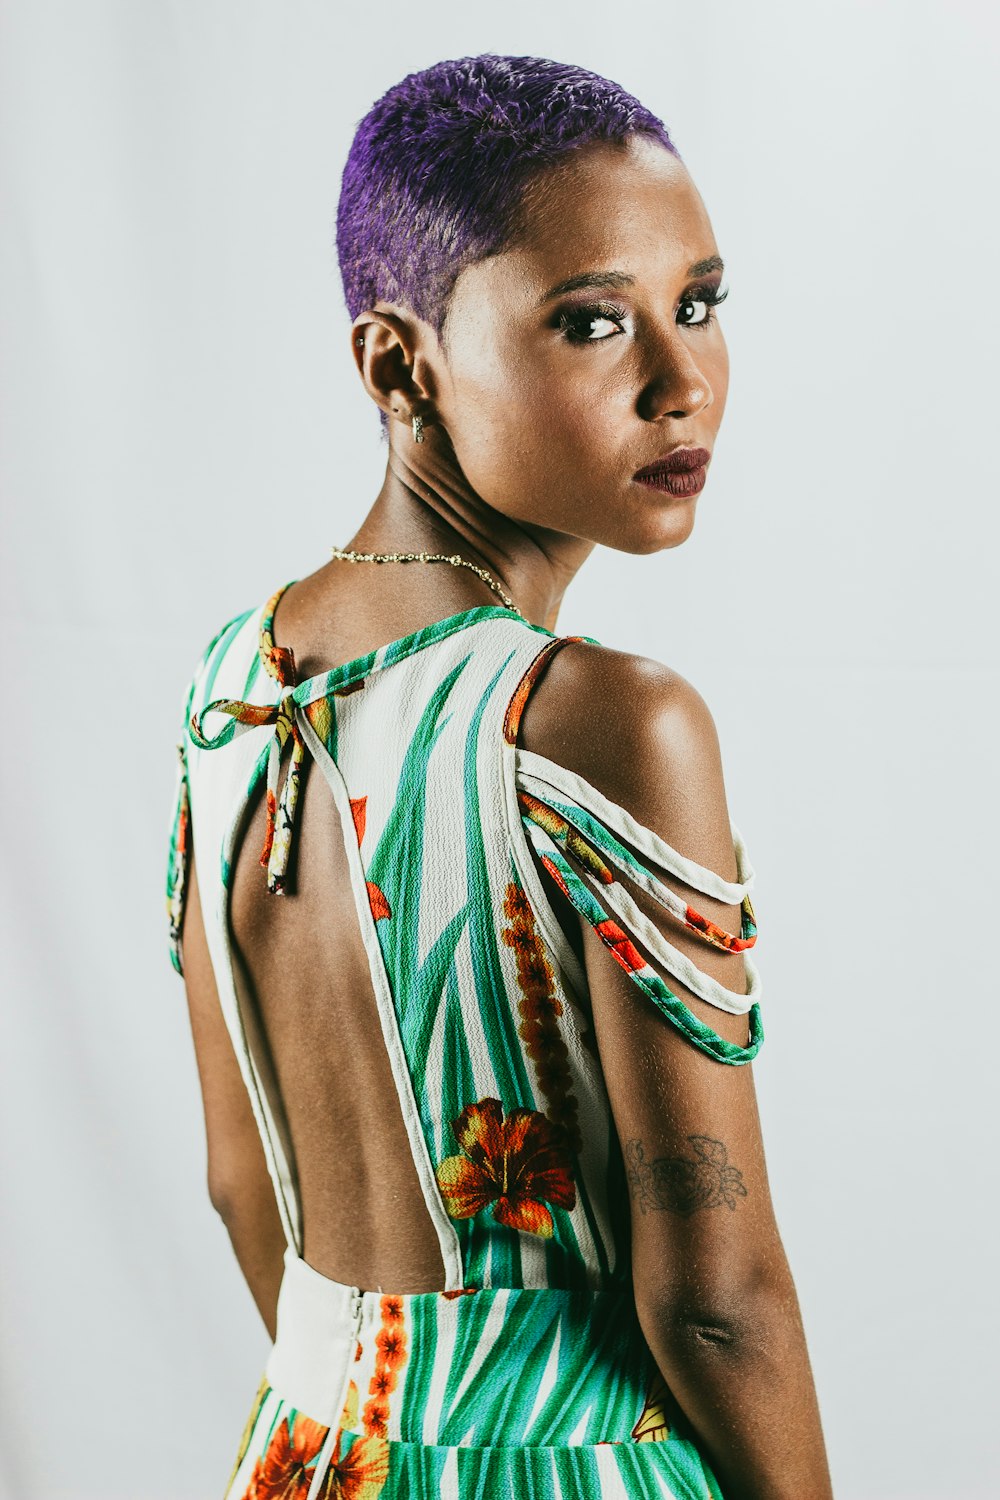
[264,1247,364,1426]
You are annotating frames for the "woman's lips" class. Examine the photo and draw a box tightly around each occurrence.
[633,447,711,497]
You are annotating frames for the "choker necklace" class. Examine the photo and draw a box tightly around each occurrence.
[329,545,524,619]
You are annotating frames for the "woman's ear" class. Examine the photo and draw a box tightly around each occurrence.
[350,310,436,436]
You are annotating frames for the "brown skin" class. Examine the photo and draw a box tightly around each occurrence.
[180,135,833,1496]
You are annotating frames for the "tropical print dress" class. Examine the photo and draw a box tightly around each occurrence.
[165,579,763,1500]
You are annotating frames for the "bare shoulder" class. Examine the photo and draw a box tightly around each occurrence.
[517,636,736,881]
[514,634,777,1317]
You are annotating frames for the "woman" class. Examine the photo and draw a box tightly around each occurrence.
[166,55,834,1500]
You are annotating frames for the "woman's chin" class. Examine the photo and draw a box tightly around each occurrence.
[624,497,699,554]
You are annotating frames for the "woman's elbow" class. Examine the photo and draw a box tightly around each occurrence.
[635,1253,796,1356]
[206,1157,243,1227]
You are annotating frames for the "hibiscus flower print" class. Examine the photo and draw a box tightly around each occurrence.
[435,1097,576,1238]
[316,1432,390,1500]
[243,1409,328,1498]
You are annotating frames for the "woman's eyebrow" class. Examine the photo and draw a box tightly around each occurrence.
[538,270,634,302]
[538,256,725,304]
[688,255,724,278]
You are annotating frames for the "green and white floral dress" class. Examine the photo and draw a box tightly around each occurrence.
[166,579,763,1500]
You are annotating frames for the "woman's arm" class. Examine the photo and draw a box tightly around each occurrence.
[523,648,834,1500]
[180,848,286,1339]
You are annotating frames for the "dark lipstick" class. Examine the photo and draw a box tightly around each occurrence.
[633,447,711,497]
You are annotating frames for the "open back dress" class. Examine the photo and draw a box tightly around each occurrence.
[165,579,763,1500]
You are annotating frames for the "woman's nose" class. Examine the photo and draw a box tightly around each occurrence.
[636,330,714,423]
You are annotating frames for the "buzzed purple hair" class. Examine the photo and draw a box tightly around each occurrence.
[336,54,679,336]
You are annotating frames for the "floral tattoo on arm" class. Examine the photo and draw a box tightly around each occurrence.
[625,1136,747,1215]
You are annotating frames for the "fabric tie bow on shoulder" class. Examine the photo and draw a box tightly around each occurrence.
[188,604,304,895]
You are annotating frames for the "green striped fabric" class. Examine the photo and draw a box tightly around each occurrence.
[166,581,760,1499]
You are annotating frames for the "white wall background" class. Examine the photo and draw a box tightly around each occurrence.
[2,2,997,1496]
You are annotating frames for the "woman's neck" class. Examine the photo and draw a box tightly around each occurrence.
[337,442,595,635]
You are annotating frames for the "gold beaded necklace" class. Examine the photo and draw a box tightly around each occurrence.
[329,545,524,619]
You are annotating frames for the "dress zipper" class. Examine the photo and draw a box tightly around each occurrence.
[304,1286,365,1500]
[349,1286,363,1334]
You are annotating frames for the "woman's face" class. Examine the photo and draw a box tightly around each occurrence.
[432,135,730,555]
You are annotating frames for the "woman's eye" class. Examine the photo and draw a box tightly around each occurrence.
[677,284,728,327]
[557,305,627,343]
[677,296,711,326]
[556,287,725,341]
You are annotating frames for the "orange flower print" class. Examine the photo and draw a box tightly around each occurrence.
[682,899,756,952]
[315,1368,390,1497]
[244,1410,328,1499]
[593,916,646,974]
[518,946,554,993]
[366,881,392,920]
[362,1294,408,1441]
[316,1432,390,1500]
[361,1398,390,1438]
[436,1097,576,1238]
[349,796,392,919]
[501,880,533,927]
[501,881,582,1153]
[367,1365,396,1402]
[375,1322,406,1368]
[350,796,367,844]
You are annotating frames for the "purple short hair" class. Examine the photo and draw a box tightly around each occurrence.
[336,54,679,336]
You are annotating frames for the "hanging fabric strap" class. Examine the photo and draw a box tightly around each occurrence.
[166,739,192,973]
[513,747,764,1066]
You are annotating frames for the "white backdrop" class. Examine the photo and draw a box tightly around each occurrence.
[2,3,997,1497]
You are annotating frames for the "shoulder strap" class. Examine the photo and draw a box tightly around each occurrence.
[500,646,763,1067]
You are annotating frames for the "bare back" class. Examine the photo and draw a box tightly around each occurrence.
[229,622,594,1292]
[170,570,763,1294]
